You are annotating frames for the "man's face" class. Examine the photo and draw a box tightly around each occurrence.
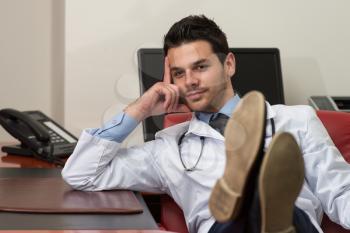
[167,40,235,112]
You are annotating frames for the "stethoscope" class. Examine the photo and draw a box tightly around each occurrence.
[178,118,276,172]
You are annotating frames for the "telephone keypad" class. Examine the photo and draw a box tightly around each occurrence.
[49,130,65,144]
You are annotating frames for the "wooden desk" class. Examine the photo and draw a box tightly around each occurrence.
[0,143,159,231]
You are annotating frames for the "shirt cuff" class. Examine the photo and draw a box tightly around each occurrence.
[90,112,139,142]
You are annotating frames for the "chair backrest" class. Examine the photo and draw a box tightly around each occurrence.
[316,110,350,163]
[163,113,193,129]
[316,110,350,233]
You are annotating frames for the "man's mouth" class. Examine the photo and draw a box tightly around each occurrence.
[186,89,207,100]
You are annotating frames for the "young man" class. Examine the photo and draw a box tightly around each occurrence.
[62,15,350,233]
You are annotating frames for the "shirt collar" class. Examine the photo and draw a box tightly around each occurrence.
[195,95,241,123]
[187,98,276,140]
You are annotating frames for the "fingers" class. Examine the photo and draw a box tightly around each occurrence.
[163,56,172,84]
[162,84,179,112]
[165,86,190,113]
[162,57,183,112]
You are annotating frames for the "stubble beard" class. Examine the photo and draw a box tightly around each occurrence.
[185,82,230,113]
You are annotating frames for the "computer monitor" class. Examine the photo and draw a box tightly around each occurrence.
[138,48,284,142]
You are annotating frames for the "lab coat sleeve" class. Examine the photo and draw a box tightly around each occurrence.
[301,107,350,229]
[61,129,167,193]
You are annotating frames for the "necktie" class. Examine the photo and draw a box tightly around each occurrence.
[209,113,229,135]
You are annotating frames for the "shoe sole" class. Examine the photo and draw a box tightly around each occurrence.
[259,132,305,233]
[209,91,266,222]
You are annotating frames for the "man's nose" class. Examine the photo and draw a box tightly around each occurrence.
[185,69,199,87]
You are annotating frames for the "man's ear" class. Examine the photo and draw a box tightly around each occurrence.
[225,52,236,78]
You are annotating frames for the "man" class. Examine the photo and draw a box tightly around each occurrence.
[62,15,350,233]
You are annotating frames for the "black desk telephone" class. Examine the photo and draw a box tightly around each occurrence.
[0,108,77,165]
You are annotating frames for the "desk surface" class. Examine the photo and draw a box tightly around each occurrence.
[0,144,159,231]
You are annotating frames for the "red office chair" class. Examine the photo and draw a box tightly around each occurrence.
[159,113,192,233]
[158,111,350,233]
[317,110,350,233]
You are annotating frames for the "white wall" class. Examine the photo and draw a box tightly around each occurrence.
[65,0,350,146]
[0,0,65,142]
[1,0,350,145]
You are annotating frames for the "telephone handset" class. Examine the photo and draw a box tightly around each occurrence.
[0,108,77,165]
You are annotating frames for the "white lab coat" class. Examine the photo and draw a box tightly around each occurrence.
[62,103,350,233]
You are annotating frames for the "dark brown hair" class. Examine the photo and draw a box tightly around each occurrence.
[163,15,229,64]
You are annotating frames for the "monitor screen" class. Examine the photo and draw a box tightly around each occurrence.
[137,48,284,141]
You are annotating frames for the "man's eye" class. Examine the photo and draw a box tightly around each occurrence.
[195,65,208,71]
[173,71,184,78]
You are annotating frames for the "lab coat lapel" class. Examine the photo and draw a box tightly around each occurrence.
[186,115,224,141]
